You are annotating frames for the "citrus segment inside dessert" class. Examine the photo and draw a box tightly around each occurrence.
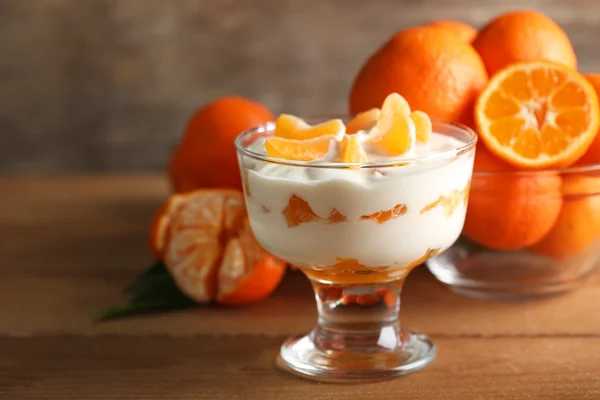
[346,108,381,134]
[265,135,336,161]
[275,114,345,140]
[360,204,408,224]
[475,61,600,168]
[283,194,322,227]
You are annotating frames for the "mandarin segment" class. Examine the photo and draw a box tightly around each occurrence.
[265,135,335,161]
[275,114,345,140]
[410,110,432,144]
[372,94,416,156]
[283,194,322,227]
[346,108,381,134]
[341,135,370,163]
[360,204,407,224]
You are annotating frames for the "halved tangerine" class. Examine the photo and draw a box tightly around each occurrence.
[475,61,600,168]
[275,114,345,140]
[158,189,286,304]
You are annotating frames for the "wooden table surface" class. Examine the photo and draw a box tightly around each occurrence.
[2,175,600,399]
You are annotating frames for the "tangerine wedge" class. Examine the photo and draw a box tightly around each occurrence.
[372,93,416,155]
[275,114,345,140]
[346,108,381,134]
[475,61,600,168]
[341,135,370,163]
[410,110,432,144]
[265,135,336,161]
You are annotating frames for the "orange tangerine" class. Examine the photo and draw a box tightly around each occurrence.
[475,61,600,169]
[410,110,432,144]
[160,189,287,304]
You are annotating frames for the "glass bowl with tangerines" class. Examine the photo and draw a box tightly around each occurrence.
[427,61,600,300]
[235,93,476,381]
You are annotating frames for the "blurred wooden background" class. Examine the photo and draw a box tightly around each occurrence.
[1,0,599,172]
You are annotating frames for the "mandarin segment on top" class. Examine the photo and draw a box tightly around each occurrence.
[346,108,381,134]
[410,111,433,144]
[372,93,416,155]
[275,114,345,140]
[341,135,370,163]
[265,135,336,161]
[475,61,600,169]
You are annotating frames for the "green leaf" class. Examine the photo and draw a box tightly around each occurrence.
[94,260,197,322]
[124,260,168,294]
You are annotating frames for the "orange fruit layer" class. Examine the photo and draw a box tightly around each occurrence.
[576,74,600,165]
[420,183,470,218]
[360,204,407,224]
[472,11,576,77]
[475,61,600,169]
[426,20,477,43]
[346,108,381,134]
[463,145,563,250]
[275,114,345,140]
[530,176,600,259]
[265,135,336,161]
[341,135,370,163]
[158,189,286,305]
[350,27,488,126]
[283,194,322,227]
[169,96,274,193]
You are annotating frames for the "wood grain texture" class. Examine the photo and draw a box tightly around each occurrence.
[2,175,600,398]
[1,0,600,172]
[1,336,599,399]
[1,175,600,338]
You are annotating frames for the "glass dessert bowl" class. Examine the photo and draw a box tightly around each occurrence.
[234,95,477,381]
[427,160,600,300]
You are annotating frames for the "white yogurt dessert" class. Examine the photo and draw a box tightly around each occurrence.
[235,94,476,282]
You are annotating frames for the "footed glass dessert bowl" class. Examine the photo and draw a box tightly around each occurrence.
[234,95,476,381]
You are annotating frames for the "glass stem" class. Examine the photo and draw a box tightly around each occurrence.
[308,277,407,352]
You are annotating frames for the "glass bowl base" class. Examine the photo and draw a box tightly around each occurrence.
[427,237,599,301]
[278,331,436,382]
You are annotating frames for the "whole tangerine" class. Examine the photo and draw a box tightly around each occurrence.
[530,175,600,258]
[170,96,274,192]
[472,10,576,76]
[427,20,477,43]
[463,144,563,250]
[349,27,488,126]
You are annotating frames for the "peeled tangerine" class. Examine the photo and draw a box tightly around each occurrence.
[265,135,337,161]
[153,189,286,305]
[275,114,345,140]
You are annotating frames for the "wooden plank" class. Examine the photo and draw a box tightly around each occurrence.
[1,265,600,338]
[0,335,598,399]
[1,0,600,172]
[1,175,599,337]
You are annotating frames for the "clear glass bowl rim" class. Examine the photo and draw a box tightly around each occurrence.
[234,115,477,169]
